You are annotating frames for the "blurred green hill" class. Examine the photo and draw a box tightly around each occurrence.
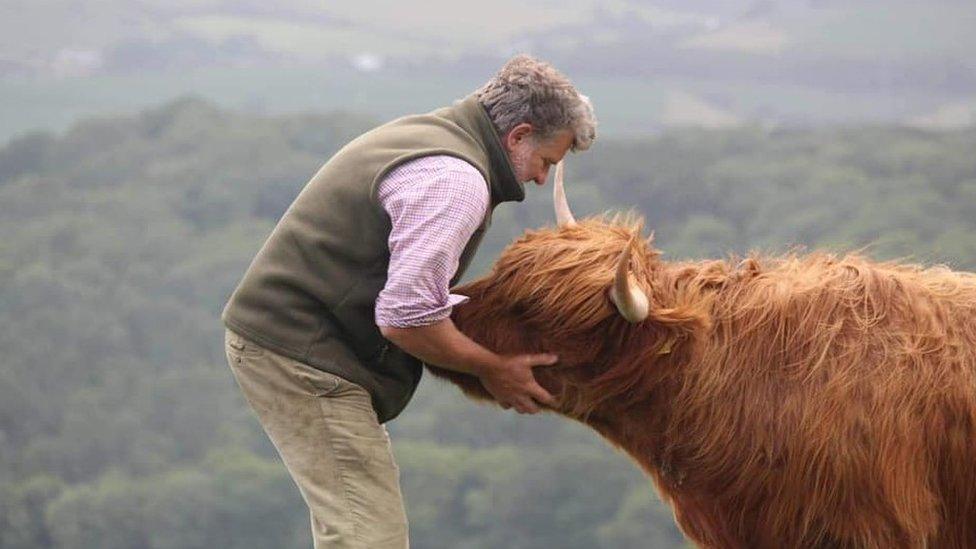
[0,97,974,548]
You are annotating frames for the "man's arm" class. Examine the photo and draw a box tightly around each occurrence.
[374,155,555,414]
[380,319,557,414]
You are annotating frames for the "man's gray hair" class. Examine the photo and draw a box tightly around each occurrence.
[474,54,597,152]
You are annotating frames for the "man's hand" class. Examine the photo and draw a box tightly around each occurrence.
[379,318,558,414]
[479,353,558,414]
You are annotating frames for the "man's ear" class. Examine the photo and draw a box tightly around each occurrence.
[504,123,535,150]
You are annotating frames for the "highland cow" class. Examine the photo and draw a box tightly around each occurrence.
[427,163,976,548]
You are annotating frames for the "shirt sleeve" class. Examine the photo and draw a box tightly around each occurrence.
[374,155,490,328]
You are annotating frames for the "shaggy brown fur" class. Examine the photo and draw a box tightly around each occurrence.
[428,215,976,549]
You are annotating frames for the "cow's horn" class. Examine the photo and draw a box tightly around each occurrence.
[610,237,650,323]
[553,160,576,227]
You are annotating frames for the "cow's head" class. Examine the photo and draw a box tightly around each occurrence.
[442,162,709,421]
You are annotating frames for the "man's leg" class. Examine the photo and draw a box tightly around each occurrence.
[224,328,409,549]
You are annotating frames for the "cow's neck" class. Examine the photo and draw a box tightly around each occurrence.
[576,400,670,479]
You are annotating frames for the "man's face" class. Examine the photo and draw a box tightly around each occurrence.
[505,125,575,186]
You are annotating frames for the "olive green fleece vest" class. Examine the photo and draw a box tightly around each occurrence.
[222,95,524,423]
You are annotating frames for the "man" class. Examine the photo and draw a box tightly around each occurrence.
[222,54,596,548]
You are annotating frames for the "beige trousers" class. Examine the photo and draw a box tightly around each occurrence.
[224,329,409,548]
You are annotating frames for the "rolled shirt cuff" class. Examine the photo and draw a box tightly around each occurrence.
[375,293,471,328]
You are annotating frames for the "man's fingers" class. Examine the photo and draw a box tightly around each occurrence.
[531,384,557,407]
[517,401,540,414]
[489,354,559,413]
[528,353,559,367]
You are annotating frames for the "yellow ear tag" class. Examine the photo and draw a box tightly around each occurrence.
[657,338,673,356]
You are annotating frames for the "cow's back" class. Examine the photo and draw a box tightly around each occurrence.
[660,253,976,547]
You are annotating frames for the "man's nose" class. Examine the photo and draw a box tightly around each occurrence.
[536,167,550,185]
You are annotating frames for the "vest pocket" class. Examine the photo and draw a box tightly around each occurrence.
[225,329,265,358]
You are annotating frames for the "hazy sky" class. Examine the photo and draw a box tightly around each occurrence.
[2,0,600,70]
[1,1,855,72]
[3,1,974,77]
[1,0,974,139]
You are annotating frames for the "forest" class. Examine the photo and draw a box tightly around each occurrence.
[1,97,974,548]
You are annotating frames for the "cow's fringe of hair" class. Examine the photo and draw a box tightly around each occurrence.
[479,213,717,417]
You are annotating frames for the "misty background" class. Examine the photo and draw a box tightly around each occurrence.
[4,0,976,141]
[1,1,975,548]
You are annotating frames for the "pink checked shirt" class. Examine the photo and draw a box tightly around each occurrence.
[374,155,490,328]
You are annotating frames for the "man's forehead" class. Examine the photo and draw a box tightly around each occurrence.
[541,129,575,154]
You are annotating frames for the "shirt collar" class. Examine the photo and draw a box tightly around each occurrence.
[451,95,525,204]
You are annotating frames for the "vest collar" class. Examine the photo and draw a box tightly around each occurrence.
[451,96,525,204]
